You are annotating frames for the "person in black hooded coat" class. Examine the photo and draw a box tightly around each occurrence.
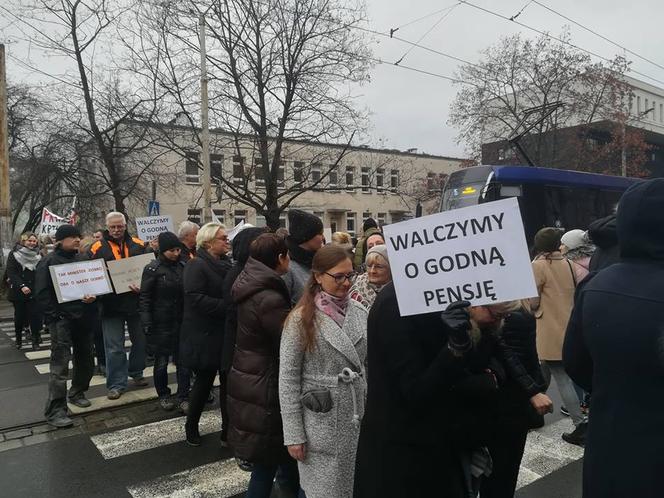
[587,213,619,272]
[564,178,664,498]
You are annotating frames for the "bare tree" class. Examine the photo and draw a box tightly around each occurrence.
[448,31,649,175]
[137,0,373,229]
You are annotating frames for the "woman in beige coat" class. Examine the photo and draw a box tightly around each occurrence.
[279,245,367,498]
[530,227,587,446]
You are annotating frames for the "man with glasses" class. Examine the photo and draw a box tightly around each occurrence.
[282,209,324,305]
[89,212,148,400]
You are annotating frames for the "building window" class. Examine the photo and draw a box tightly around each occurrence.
[187,208,201,225]
[293,161,304,183]
[497,147,505,161]
[254,158,265,188]
[376,168,385,193]
[346,212,356,235]
[311,163,321,184]
[653,101,657,121]
[234,210,247,226]
[345,166,355,192]
[329,166,338,189]
[361,167,370,193]
[427,172,436,190]
[377,212,386,227]
[212,209,225,225]
[390,169,399,193]
[645,98,649,116]
[637,96,641,113]
[185,152,200,184]
[210,154,223,183]
[233,156,245,186]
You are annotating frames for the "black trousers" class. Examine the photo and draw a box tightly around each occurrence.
[44,317,94,421]
[186,368,228,440]
[13,299,42,344]
[481,429,528,498]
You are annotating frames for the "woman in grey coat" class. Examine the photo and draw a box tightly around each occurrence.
[279,245,367,498]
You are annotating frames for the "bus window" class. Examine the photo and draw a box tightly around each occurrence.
[442,182,486,210]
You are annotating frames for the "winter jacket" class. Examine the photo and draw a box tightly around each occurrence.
[88,230,145,316]
[227,258,291,465]
[280,300,368,498]
[179,248,231,371]
[587,214,620,272]
[138,256,185,356]
[35,246,87,323]
[352,226,381,270]
[353,283,467,498]
[180,244,196,261]
[530,252,576,360]
[563,179,664,498]
[5,246,41,302]
[282,240,315,305]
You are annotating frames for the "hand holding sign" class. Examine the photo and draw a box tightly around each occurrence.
[382,197,537,316]
[49,260,113,303]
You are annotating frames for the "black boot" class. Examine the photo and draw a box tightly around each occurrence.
[185,423,201,447]
[15,329,22,350]
[562,422,588,447]
[31,331,41,351]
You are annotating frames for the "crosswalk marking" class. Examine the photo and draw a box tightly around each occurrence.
[127,459,250,498]
[66,364,178,389]
[26,339,131,360]
[92,411,222,459]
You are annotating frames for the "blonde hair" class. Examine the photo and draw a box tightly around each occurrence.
[331,231,352,245]
[79,237,96,253]
[20,232,38,244]
[196,222,226,249]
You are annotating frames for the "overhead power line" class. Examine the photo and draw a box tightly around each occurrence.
[532,0,664,73]
[458,0,664,87]
[389,2,459,37]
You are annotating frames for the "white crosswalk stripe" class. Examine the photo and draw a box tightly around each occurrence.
[26,340,131,360]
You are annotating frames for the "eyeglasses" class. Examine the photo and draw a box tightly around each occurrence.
[324,271,357,284]
[215,235,229,242]
[108,225,125,230]
[367,264,387,271]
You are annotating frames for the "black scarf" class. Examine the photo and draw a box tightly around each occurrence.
[287,238,315,269]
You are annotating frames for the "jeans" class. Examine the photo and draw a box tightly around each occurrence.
[44,317,94,421]
[154,354,191,401]
[542,360,587,427]
[13,299,42,344]
[186,369,228,441]
[102,314,145,391]
[246,459,300,498]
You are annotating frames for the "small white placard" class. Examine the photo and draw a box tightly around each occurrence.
[49,259,113,304]
[382,197,537,316]
[107,253,156,294]
[135,215,174,242]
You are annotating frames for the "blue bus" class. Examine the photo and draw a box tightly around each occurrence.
[440,165,640,244]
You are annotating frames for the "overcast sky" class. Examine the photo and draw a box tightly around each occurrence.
[2,0,663,159]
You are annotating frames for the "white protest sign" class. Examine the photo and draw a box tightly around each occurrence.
[135,215,174,242]
[227,220,246,241]
[106,253,155,294]
[383,197,537,317]
[49,259,113,303]
[39,208,72,236]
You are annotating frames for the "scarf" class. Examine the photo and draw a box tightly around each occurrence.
[13,246,41,271]
[287,238,315,269]
[315,290,349,328]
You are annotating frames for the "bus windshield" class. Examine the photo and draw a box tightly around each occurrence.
[440,182,486,210]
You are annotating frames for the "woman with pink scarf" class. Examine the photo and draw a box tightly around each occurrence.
[279,245,368,498]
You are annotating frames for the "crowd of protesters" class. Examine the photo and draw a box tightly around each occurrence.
[2,177,663,497]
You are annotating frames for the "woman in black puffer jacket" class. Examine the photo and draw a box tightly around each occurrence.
[139,232,189,412]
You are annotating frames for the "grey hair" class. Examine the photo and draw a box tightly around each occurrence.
[178,220,200,239]
[106,212,126,225]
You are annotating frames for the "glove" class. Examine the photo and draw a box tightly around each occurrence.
[440,300,471,351]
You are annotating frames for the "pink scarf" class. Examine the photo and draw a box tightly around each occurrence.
[314,290,349,328]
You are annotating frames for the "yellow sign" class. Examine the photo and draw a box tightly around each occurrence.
[461,186,477,195]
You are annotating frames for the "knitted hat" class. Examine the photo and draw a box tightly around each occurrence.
[366,244,389,265]
[287,209,323,245]
[560,229,588,250]
[55,224,81,242]
[363,217,378,232]
[158,231,181,253]
[533,227,563,253]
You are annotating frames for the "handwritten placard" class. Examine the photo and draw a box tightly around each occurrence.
[107,253,155,294]
[49,259,113,303]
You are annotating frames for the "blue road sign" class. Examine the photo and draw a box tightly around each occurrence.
[148,200,160,216]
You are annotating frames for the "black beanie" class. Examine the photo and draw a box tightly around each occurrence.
[55,224,81,242]
[158,231,181,253]
[287,209,323,245]
[363,217,378,232]
[534,227,563,253]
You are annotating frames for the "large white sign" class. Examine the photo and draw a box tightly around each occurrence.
[49,259,113,303]
[135,215,174,242]
[39,208,72,236]
[383,197,537,316]
[107,253,156,294]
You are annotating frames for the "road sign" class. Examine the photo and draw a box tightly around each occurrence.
[148,200,160,216]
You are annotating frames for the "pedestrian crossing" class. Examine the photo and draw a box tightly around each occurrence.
[82,408,583,497]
